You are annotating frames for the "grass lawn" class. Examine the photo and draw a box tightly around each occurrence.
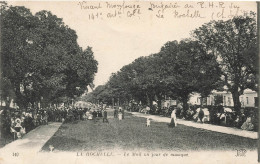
[41,111,257,152]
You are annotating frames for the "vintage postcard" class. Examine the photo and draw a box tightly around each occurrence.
[0,1,258,164]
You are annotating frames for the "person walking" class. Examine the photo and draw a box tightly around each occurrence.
[118,110,123,121]
[169,108,177,128]
[92,110,97,122]
[114,107,118,118]
[103,110,109,123]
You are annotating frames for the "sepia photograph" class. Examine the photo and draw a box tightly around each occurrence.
[0,1,258,164]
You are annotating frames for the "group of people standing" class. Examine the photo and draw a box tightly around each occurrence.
[113,107,125,121]
[83,105,125,123]
[0,106,97,140]
[0,104,128,141]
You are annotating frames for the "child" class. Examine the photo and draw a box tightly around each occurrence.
[146,118,151,127]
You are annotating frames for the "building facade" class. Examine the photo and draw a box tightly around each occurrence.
[189,89,258,107]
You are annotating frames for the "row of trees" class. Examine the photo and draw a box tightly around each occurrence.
[86,13,257,112]
[1,5,98,108]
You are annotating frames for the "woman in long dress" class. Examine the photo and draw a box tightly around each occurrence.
[169,109,177,128]
[118,111,123,121]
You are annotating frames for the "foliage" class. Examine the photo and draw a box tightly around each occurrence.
[192,13,257,111]
[159,40,222,110]
[90,39,222,111]
[1,5,98,108]
[89,14,257,114]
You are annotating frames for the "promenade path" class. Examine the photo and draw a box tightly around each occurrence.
[130,112,257,139]
[0,122,62,164]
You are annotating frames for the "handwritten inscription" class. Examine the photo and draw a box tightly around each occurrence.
[173,10,205,18]
[77,1,251,21]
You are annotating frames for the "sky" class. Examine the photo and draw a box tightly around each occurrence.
[9,1,257,88]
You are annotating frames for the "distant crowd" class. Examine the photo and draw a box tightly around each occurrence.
[0,102,256,142]
[0,105,113,140]
[127,103,257,131]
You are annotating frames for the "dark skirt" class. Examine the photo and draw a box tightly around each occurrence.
[15,127,21,132]
[169,118,176,128]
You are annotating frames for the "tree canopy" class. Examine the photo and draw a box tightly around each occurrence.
[1,5,98,108]
[89,13,257,112]
[89,40,222,111]
[192,12,257,111]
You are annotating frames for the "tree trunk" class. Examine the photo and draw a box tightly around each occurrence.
[200,96,205,107]
[182,94,189,111]
[146,92,152,107]
[5,98,10,107]
[149,96,153,108]
[231,89,241,112]
[157,94,162,110]
[14,82,26,109]
[182,100,188,111]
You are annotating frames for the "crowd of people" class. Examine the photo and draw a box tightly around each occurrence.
[0,105,112,140]
[0,101,256,143]
[180,106,257,131]
[0,103,130,141]
[130,103,257,131]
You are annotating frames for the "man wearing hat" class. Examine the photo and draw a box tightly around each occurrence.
[103,109,109,123]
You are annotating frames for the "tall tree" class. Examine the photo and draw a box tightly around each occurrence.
[159,40,221,111]
[1,6,37,108]
[1,6,98,108]
[192,13,257,111]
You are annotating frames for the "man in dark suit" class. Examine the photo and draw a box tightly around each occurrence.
[92,110,97,118]
[114,107,118,118]
[92,110,97,122]
[103,110,109,123]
